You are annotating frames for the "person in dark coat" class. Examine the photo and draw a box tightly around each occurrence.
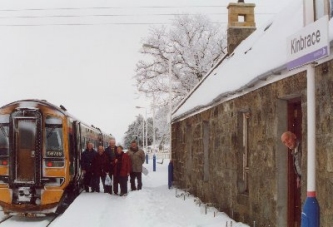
[113,145,131,196]
[81,142,97,192]
[90,145,110,193]
[104,138,117,194]
[127,140,145,190]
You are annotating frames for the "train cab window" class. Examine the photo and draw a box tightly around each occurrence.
[0,114,9,157]
[45,116,64,158]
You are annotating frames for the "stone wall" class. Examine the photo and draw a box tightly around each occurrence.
[315,60,333,226]
[171,59,333,226]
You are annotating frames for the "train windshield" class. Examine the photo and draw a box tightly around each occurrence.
[45,116,64,157]
[0,114,9,157]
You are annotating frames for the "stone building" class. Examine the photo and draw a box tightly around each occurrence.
[171,0,333,226]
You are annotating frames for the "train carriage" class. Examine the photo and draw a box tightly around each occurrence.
[0,99,112,216]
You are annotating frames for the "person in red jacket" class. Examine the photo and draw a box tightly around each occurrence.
[91,145,110,193]
[113,145,131,196]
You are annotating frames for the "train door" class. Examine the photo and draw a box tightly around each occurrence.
[287,99,302,227]
[10,109,42,185]
[73,121,82,180]
[15,119,36,182]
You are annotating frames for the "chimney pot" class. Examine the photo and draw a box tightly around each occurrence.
[227,2,256,54]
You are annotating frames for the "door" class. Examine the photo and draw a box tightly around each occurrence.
[287,99,302,227]
[14,118,37,183]
[72,121,82,179]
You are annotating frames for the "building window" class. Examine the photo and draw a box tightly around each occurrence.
[203,121,209,182]
[185,124,192,158]
[315,0,325,19]
[242,113,250,192]
[315,0,332,19]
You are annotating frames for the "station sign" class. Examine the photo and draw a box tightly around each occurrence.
[287,15,329,70]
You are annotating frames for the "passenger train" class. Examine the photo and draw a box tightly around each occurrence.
[0,99,112,216]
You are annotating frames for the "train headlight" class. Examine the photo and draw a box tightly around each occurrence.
[35,198,41,205]
[46,161,53,167]
[0,158,8,166]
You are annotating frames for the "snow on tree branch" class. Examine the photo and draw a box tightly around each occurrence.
[134,13,227,147]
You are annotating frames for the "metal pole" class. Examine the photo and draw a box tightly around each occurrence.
[145,108,148,154]
[301,1,320,226]
[152,94,156,172]
[301,64,320,227]
[142,115,145,151]
[136,106,147,152]
[152,94,156,151]
[153,154,156,172]
[169,57,172,157]
[168,57,173,188]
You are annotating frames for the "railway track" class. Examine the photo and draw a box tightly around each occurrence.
[0,188,84,226]
[0,214,58,227]
[45,214,58,227]
[0,215,13,224]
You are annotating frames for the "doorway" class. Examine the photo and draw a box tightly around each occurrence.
[287,98,302,227]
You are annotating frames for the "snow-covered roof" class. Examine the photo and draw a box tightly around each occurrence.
[173,0,333,120]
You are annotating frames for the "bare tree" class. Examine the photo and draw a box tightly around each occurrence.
[134,14,227,147]
[135,14,227,106]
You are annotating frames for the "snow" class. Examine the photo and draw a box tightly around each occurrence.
[0,159,249,227]
[173,0,333,119]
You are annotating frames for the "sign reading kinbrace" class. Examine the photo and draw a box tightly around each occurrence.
[287,15,330,70]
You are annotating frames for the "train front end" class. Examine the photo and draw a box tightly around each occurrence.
[0,100,69,216]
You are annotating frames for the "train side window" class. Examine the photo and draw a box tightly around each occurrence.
[45,116,64,157]
[0,114,9,156]
[82,138,86,152]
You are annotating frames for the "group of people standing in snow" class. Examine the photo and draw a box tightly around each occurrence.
[81,138,145,196]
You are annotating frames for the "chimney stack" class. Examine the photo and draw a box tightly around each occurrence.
[227,1,256,54]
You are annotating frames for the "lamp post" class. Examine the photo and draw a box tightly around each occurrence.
[142,43,168,172]
[135,106,147,152]
[143,43,171,151]
[168,57,174,189]
[152,94,156,152]
[168,57,172,154]
[150,94,157,172]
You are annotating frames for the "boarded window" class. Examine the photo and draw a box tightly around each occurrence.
[242,113,250,193]
[203,121,209,182]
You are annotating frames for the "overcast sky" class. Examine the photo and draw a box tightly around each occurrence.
[0,0,291,144]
